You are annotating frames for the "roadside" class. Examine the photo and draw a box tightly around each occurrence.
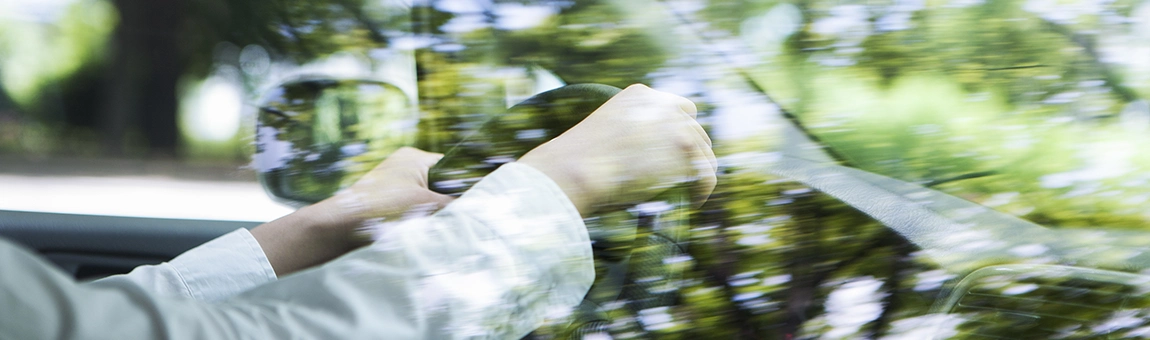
[0,156,292,222]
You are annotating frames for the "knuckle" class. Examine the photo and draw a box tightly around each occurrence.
[393,146,418,156]
[681,99,698,112]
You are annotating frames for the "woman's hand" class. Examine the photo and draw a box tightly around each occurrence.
[316,147,457,244]
[251,147,454,276]
[518,84,717,216]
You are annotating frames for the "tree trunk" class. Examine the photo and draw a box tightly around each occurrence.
[100,0,185,157]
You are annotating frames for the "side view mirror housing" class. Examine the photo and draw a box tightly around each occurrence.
[253,78,417,207]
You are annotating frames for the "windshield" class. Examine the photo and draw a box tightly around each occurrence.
[2,0,1150,338]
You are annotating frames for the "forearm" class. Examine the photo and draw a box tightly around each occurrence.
[250,147,454,277]
[249,202,360,276]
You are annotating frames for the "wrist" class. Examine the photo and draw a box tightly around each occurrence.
[250,204,356,276]
[517,151,603,216]
[302,198,370,251]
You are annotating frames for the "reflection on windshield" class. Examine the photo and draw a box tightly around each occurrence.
[2,0,1150,338]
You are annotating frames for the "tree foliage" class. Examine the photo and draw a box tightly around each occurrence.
[5,0,1150,337]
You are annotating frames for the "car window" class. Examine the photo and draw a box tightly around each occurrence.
[0,1,292,221]
[2,0,1150,338]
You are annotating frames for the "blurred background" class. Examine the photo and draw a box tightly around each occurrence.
[3,0,1150,337]
[1,0,1148,221]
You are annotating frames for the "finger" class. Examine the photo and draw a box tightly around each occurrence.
[623,83,651,92]
[684,114,712,147]
[379,147,443,170]
[688,132,718,209]
[641,87,696,120]
[405,149,444,187]
[610,83,656,109]
[391,146,421,159]
[390,146,436,159]
[366,147,444,187]
[669,93,698,119]
[632,85,696,119]
[415,150,445,168]
[375,147,417,169]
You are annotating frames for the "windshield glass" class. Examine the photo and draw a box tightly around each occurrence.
[2,0,1149,337]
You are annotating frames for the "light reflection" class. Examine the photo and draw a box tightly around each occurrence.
[179,68,244,142]
[823,276,887,339]
[0,174,292,221]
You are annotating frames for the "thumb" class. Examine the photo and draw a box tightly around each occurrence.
[414,149,445,169]
[386,146,444,168]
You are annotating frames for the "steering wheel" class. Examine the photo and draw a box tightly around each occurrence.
[427,84,691,337]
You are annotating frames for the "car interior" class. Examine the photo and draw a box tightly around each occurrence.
[3,0,1150,338]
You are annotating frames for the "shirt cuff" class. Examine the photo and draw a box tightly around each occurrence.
[167,228,278,301]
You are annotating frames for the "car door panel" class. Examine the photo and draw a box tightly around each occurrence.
[0,210,259,280]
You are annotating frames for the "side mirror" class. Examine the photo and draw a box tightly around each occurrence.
[254,78,417,207]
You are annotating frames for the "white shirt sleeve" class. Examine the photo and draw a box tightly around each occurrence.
[86,228,278,301]
[0,162,594,339]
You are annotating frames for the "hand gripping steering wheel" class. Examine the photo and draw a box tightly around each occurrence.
[427,84,691,337]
